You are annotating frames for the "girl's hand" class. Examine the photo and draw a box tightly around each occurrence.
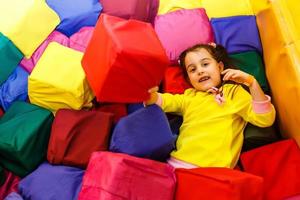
[144,86,159,105]
[221,69,254,87]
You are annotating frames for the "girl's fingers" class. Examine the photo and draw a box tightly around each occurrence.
[223,71,234,81]
[221,69,231,74]
[222,69,251,84]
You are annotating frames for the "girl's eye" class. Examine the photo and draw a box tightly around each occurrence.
[203,63,209,66]
[190,68,196,73]
[187,67,196,73]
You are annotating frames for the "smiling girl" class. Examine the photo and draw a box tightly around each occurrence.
[146,43,276,169]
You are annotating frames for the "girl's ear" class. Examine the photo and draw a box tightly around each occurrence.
[218,61,224,72]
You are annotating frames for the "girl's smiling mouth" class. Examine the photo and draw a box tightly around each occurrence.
[198,76,210,82]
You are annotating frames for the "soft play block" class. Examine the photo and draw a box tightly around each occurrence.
[47,109,113,168]
[0,33,23,86]
[240,139,300,200]
[0,0,60,58]
[155,8,214,65]
[46,0,102,37]
[175,167,263,200]
[110,105,176,161]
[69,27,94,53]
[20,31,69,73]
[28,42,94,113]
[162,65,191,94]
[0,102,53,177]
[256,0,300,138]
[78,152,176,200]
[229,51,269,92]
[201,0,269,18]
[211,15,263,54]
[0,171,20,200]
[82,14,168,103]
[0,66,29,111]
[157,0,201,15]
[100,0,159,23]
[19,162,84,200]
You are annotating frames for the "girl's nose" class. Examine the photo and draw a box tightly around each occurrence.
[197,68,204,75]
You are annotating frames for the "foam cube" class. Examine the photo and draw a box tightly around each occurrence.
[47,109,113,168]
[69,27,94,53]
[20,31,70,73]
[110,105,176,161]
[158,0,201,15]
[100,0,159,23]
[0,66,29,111]
[46,0,102,37]
[201,0,270,18]
[78,152,176,200]
[19,162,83,200]
[175,167,263,200]
[0,102,53,177]
[155,8,214,64]
[0,33,23,86]
[82,14,168,103]
[211,15,263,54]
[202,0,254,18]
[0,0,60,58]
[240,139,300,200]
[28,42,94,113]
[229,51,269,92]
[162,65,191,94]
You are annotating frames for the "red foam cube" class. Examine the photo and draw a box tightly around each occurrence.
[82,14,169,103]
[175,167,263,200]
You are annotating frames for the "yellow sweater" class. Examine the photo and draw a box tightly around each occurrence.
[161,84,275,168]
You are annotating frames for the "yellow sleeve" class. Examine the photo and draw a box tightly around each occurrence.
[160,93,185,114]
[233,86,276,127]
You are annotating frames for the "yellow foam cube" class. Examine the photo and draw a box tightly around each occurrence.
[201,0,269,18]
[158,0,201,15]
[0,0,60,58]
[202,0,252,18]
[28,42,94,113]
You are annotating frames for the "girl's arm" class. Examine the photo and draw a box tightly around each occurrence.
[222,69,267,101]
[222,69,275,127]
[145,86,185,113]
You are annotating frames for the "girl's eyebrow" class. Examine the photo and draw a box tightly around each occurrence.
[187,57,211,68]
[201,58,211,62]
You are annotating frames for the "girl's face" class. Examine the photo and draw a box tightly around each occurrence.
[184,48,224,92]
